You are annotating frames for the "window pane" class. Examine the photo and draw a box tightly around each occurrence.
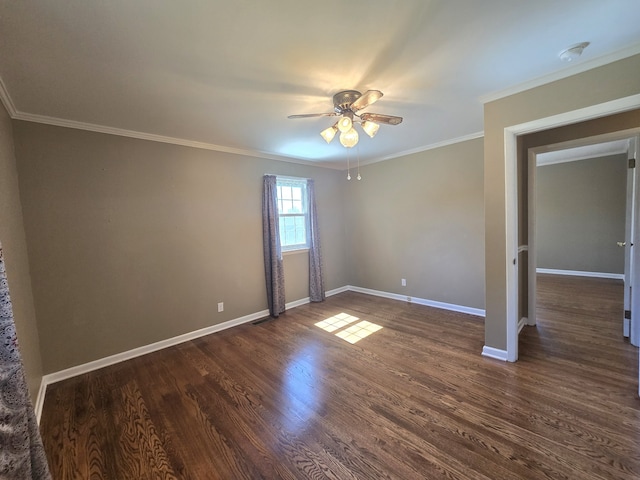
[276,177,309,250]
[295,216,306,244]
[285,219,296,245]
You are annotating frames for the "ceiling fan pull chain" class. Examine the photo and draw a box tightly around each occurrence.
[347,148,351,180]
[357,145,362,180]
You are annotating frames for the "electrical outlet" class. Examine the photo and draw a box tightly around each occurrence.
[217,302,224,312]
[401,278,406,287]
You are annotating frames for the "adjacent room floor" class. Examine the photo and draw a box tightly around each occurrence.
[40,275,640,479]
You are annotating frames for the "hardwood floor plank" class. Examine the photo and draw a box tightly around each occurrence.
[40,276,640,479]
[113,381,179,480]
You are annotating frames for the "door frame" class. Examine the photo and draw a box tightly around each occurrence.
[503,93,640,362]
[630,136,640,347]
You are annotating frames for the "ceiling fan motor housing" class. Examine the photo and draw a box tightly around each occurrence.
[333,90,362,114]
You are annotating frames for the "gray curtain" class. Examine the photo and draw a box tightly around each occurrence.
[0,243,52,479]
[307,179,325,302]
[262,175,286,317]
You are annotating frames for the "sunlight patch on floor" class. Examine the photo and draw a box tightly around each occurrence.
[315,313,383,344]
[315,312,359,332]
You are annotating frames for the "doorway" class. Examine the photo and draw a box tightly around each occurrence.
[527,136,636,339]
[503,95,640,364]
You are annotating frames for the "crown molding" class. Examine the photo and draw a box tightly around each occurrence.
[12,104,482,170]
[480,42,640,104]
[0,75,17,117]
[358,131,485,168]
[12,110,336,168]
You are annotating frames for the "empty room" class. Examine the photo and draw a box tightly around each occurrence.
[1,1,640,479]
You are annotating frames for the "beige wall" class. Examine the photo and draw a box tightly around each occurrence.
[536,154,627,274]
[0,104,44,401]
[345,137,485,310]
[484,54,640,351]
[13,121,349,373]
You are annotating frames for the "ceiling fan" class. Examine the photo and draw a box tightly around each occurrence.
[288,90,403,148]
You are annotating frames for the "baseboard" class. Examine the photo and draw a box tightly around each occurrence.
[347,285,485,317]
[285,297,310,309]
[518,317,527,334]
[34,377,48,424]
[326,286,349,296]
[482,346,508,361]
[536,268,624,280]
[348,285,408,302]
[284,286,349,309]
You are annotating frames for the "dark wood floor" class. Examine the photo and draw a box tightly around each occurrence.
[40,275,640,479]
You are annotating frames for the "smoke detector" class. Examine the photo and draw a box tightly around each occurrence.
[559,42,590,62]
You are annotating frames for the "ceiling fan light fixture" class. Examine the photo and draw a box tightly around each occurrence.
[337,115,353,133]
[361,120,380,138]
[320,124,338,143]
[339,127,359,148]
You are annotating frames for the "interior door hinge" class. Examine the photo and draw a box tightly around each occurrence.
[629,158,636,169]
[625,310,631,320]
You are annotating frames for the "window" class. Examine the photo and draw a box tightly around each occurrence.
[276,177,309,251]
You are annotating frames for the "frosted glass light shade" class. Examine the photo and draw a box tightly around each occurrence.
[361,120,379,138]
[339,127,359,148]
[320,125,338,143]
[337,116,353,133]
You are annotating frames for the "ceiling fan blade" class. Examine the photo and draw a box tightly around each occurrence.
[350,90,383,112]
[287,113,337,119]
[360,112,403,125]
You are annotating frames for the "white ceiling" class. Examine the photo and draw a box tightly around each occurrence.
[1,1,640,168]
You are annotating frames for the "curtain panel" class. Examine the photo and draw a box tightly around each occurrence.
[0,243,51,479]
[307,179,325,302]
[262,175,286,317]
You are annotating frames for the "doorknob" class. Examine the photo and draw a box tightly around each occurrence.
[617,241,626,247]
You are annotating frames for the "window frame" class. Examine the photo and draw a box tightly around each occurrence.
[276,176,310,253]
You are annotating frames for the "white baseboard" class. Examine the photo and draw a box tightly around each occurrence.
[34,378,48,424]
[283,286,349,310]
[518,317,527,334]
[326,286,349,296]
[536,268,624,280]
[482,346,508,361]
[37,284,483,423]
[285,297,310,309]
[347,285,485,317]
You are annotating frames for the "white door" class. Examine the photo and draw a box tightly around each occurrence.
[622,138,635,338]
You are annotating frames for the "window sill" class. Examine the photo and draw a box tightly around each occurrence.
[283,248,309,256]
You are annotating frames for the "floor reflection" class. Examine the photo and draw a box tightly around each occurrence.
[281,343,322,434]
